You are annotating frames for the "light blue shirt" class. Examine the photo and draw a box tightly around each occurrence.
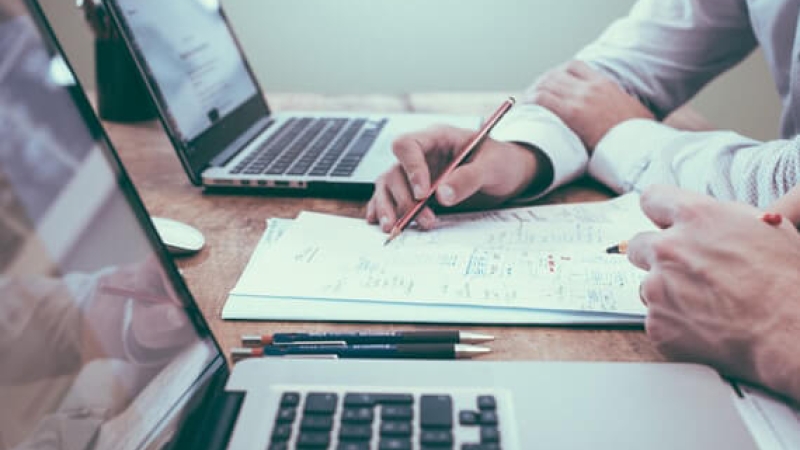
[491,0,800,207]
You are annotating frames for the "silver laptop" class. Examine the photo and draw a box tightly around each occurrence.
[0,3,787,449]
[100,0,479,197]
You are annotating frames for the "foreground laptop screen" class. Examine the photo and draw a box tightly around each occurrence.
[0,3,219,449]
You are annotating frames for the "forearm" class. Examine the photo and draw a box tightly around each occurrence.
[574,0,756,118]
[0,274,95,382]
[589,119,800,207]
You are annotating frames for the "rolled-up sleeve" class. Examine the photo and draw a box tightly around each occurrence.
[591,119,800,206]
[490,103,588,201]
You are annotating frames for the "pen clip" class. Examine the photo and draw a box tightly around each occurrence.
[273,340,348,347]
[273,354,340,360]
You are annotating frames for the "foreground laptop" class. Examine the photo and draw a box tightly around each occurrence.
[1,2,795,449]
[99,0,479,197]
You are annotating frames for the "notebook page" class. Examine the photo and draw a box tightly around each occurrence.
[231,194,653,315]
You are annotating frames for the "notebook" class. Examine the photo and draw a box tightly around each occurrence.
[2,2,796,449]
[100,0,480,197]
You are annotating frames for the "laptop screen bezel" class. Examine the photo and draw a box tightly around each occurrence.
[102,0,273,185]
[19,0,233,446]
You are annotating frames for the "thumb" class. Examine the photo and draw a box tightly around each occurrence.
[435,163,485,206]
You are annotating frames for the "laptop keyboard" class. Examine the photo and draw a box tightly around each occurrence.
[231,117,387,178]
[268,391,504,450]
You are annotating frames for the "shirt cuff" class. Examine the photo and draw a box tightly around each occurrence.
[589,119,682,193]
[489,104,588,202]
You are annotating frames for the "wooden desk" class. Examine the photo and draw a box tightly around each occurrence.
[105,92,666,364]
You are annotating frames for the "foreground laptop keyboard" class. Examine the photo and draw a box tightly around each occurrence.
[232,117,387,178]
[268,391,503,450]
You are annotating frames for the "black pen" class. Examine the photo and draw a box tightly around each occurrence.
[230,343,490,360]
[241,330,495,346]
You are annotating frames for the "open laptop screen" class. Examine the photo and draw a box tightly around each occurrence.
[111,0,257,143]
[106,0,271,181]
[0,2,221,449]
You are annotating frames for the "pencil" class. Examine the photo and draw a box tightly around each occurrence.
[383,97,516,245]
[605,241,628,254]
[605,212,785,255]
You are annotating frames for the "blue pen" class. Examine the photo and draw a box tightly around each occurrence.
[241,330,495,345]
[230,343,490,360]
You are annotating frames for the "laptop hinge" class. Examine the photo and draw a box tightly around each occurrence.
[167,364,245,450]
[210,117,273,168]
[204,391,245,450]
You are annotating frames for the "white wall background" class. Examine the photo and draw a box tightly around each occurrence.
[41,0,782,140]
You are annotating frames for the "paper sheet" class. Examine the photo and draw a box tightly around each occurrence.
[230,194,652,316]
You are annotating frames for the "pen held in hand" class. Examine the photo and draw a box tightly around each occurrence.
[605,241,629,255]
[230,343,491,360]
[383,97,516,246]
[604,212,786,255]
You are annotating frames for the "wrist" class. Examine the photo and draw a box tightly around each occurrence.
[753,314,800,403]
[510,142,554,199]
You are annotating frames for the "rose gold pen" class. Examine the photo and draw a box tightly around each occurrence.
[384,96,516,246]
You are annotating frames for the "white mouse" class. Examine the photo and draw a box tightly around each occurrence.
[151,217,206,256]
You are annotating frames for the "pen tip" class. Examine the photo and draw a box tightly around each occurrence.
[459,331,495,344]
[383,229,399,246]
[606,241,628,254]
[455,344,492,358]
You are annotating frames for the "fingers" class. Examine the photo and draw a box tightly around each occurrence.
[625,230,659,271]
[369,168,437,231]
[638,184,702,229]
[767,183,800,227]
[392,126,471,200]
[564,60,599,80]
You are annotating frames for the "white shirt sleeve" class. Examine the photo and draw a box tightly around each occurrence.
[489,103,588,202]
[591,119,800,207]
[575,0,757,119]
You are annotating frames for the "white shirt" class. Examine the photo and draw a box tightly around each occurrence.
[490,0,800,208]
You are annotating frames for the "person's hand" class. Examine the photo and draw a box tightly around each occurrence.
[766,183,800,227]
[83,257,195,366]
[626,184,800,403]
[367,125,552,232]
[527,60,655,152]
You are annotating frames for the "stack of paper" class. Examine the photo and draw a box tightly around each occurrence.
[222,194,656,324]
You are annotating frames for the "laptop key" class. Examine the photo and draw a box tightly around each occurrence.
[420,395,453,429]
[461,444,500,450]
[275,407,296,423]
[477,395,496,410]
[301,415,333,431]
[338,424,372,440]
[296,431,330,448]
[459,410,479,425]
[337,443,370,450]
[304,392,338,415]
[378,438,412,450]
[480,426,501,444]
[270,424,292,442]
[341,407,374,423]
[280,392,301,407]
[381,405,413,421]
[420,429,454,446]
[380,421,412,437]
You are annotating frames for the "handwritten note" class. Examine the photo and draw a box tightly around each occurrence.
[231,194,653,315]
